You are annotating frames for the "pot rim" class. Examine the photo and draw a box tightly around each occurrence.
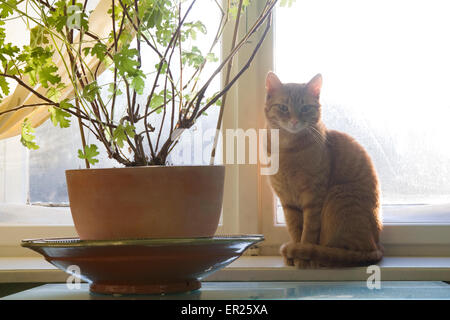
[21,235,264,248]
[66,164,225,173]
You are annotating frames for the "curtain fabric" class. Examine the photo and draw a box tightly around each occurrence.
[0,0,112,140]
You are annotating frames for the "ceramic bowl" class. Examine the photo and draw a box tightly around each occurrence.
[21,235,264,295]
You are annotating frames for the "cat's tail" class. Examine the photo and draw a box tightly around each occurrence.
[286,243,383,267]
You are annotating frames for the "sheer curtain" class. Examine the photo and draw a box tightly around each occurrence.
[0,0,112,140]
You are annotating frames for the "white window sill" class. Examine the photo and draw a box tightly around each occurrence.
[0,203,73,225]
[2,203,450,257]
[1,256,450,283]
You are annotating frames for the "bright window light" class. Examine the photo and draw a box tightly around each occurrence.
[275,0,450,222]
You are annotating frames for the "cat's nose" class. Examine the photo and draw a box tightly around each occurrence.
[290,119,299,126]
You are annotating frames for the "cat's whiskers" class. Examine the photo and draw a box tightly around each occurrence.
[307,125,325,146]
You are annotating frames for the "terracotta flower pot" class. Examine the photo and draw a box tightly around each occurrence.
[65,165,225,240]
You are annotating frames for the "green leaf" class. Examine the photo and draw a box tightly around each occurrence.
[30,26,49,46]
[116,29,134,49]
[49,105,71,128]
[46,1,68,33]
[38,65,60,88]
[112,45,146,95]
[0,76,9,98]
[131,75,145,95]
[46,83,66,101]
[0,0,17,18]
[108,83,122,98]
[78,144,100,165]
[150,92,166,113]
[60,100,74,109]
[280,0,296,7]
[20,118,39,150]
[182,46,205,68]
[206,91,222,107]
[154,61,168,74]
[206,52,218,62]
[183,21,207,41]
[20,46,61,89]
[82,81,100,102]
[113,45,140,77]
[112,122,135,148]
[47,1,89,33]
[87,42,107,61]
[0,42,20,62]
[229,0,252,18]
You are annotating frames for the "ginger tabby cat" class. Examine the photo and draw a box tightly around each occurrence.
[265,72,383,268]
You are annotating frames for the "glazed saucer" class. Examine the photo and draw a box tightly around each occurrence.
[21,235,264,295]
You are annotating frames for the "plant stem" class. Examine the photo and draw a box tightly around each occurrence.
[0,74,55,105]
[209,0,244,165]
[0,102,54,116]
[187,0,277,122]
[143,0,197,163]
[199,12,273,118]
[75,97,90,169]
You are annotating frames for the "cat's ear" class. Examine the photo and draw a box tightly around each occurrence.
[266,71,282,95]
[306,73,322,99]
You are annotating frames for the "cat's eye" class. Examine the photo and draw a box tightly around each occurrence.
[277,104,289,113]
[301,105,315,112]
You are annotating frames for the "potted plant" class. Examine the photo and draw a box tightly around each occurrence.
[0,0,280,240]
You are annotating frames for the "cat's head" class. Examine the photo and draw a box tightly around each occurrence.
[264,72,322,134]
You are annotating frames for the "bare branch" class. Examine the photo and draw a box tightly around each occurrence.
[0,102,55,116]
[0,73,57,106]
[209,0,244,164]
[142,0,198,161]
[185,0,277,121]
[199,13,273,119]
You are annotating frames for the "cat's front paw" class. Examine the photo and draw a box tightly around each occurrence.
[283,256,294,266]
[293,258,321,269]
[280,242,321,268]
[280,242,296,266]
[293,258,311,268]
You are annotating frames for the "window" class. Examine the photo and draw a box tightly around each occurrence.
[0,135,28,204]
[273,0,450,223]
[250,0,450,256]
[0,0,225,237]
[1,0,222,206]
